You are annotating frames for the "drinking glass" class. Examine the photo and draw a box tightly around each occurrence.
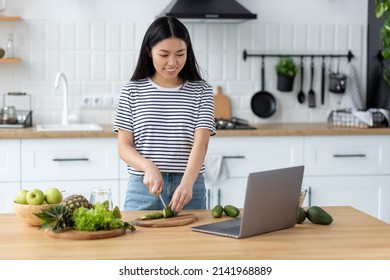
[299,188,307,207]
[0,0,6,17]
[90,187,113,209]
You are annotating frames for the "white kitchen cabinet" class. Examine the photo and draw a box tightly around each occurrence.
[303,135,390,223]
[21,138,118,181]
[304,135,390,176]
[119,161,130,209]
[0,139,21,213]
[119,179,128,210]
[206,136,304,208]
[0,139,21,182]
[19,138,121,209]
[0,183,20,213]
[303,176,390,222]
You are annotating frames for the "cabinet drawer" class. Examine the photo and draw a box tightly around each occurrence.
[0,140,20,182]
[304,136,390,175]
[207,136,304,178]
[21,138,119,181]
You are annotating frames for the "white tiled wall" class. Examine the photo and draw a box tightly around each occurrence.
[0,0,368,125]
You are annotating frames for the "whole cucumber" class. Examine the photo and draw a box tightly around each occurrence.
[223,205,240,218]
[212,204,224,218]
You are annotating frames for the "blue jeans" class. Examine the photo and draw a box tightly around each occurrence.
[124,173,206,210]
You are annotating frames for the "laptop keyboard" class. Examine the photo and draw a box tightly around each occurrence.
[219,225,240,236]
[217,218,241,236]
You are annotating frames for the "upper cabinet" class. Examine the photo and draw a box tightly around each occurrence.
[0,16,22,63]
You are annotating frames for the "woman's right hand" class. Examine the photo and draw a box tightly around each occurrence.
[143,162,163,195]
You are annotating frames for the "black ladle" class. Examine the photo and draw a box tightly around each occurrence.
[297,57,305,104]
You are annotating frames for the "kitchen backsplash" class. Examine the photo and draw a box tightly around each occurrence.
[0,0,367,126]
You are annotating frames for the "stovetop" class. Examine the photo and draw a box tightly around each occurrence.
[215,117,256,130]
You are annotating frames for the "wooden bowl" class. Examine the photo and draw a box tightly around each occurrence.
[13,202,57,227]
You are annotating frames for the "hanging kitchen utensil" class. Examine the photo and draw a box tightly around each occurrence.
[297,56,305,104]
[251,56,277,118]
[328,56,346,94]
[308,56,316,108]
[214,85,232,120]
[321,56,326,105]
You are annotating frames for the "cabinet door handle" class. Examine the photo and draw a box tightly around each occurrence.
[333,154,366,158]
[217,189,221,205]
[52,158,89,162]
[308,186,312,207]
[222,155,245,159]
[207,189,211,209]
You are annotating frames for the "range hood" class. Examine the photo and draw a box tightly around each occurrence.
[159,0,257,23]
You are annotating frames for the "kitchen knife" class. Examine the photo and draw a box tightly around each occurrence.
[158,194,167,209]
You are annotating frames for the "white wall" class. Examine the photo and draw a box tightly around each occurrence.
[0,0,368,125]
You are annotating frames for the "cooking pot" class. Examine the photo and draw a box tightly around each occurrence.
[251,57,277,118]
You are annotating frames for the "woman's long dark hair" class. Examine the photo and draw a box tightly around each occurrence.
[131,16,203,82]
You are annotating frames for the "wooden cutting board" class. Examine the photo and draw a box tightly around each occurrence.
[133,213,197,228]
[214,85,232,120]
[45,228,126,240]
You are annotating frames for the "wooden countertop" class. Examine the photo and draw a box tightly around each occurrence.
[0,125,117,139]
[2,206,390,260]
[1,123,390,139]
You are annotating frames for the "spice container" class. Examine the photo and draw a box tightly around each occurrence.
[5,33,14,58]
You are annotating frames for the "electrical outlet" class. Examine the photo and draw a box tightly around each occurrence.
[93,96,103,107]
[82,96,92,107]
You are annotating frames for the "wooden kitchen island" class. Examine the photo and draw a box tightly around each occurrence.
[1,206,390,260]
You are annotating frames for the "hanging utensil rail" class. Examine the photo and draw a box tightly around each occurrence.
[242,50,354,62]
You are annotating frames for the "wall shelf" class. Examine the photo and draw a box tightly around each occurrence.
[0,58,22,63]
[0,16,22,21]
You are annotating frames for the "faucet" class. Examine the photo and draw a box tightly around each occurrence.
[54,72,69,125]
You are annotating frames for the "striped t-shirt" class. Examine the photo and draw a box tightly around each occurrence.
[114,78,216,176]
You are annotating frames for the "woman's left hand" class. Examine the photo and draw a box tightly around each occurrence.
[170,185,193,213]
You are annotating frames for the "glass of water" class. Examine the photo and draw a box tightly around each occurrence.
[90,187,113,209]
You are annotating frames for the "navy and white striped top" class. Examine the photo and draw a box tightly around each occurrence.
[114,78,216,176]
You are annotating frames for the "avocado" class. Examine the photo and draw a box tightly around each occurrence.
[306,206,333,225]
[296,207,306,224]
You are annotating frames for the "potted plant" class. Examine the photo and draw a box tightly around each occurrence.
[375,0,390,86]
[275,56,298,92]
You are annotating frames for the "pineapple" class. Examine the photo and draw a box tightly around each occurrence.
[34,205,73,232]
[60,194,91,214]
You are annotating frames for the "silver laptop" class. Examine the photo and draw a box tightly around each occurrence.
[191,165,305,239]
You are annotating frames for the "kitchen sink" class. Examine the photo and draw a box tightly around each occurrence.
[36,124,104,132]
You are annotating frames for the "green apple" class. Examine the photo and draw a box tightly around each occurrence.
[14,189,29,204]
[44,187,63,204]
[26,189,45,205]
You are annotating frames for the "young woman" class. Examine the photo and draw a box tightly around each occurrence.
[114,16,215,213]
